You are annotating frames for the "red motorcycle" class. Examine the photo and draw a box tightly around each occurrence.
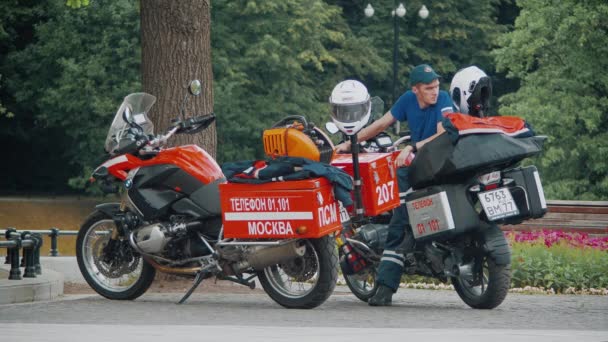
[76,81,340,309]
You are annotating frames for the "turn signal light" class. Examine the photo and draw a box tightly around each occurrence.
[296,226,308,235]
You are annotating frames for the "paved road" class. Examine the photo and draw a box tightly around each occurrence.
[1,288,607,341]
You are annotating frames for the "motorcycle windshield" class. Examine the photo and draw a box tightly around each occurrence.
[104,93,156,153]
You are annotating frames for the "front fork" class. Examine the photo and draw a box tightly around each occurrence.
[100,200,138,263]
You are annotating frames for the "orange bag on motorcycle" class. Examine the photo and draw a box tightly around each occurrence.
[408,114,545,189]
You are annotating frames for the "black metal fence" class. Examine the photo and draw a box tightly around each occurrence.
[0,228,78,280]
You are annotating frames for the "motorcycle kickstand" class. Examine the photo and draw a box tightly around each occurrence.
[177,271,206,305]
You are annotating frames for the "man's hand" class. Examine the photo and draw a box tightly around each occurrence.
[395,145,414,167]
[334,141,351,153]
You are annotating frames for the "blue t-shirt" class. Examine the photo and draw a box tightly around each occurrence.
[390,90,454,143]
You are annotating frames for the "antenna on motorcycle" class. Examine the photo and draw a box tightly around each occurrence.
[179,79,203,120]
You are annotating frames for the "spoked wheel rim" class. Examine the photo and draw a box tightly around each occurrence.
[81,219,143,293]
[262,240,320,299]
[345,268,377,296]
[456,255,490,297]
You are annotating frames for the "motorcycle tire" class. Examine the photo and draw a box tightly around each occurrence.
[257,235,338,309]
[342,265,378,302]
[76,210,156,300]
[451,232,511,309]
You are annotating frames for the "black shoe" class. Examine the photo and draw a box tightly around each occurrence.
[368,285,394,306]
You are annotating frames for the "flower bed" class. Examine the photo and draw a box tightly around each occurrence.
[506,230,608,251]
[507,230,608,293]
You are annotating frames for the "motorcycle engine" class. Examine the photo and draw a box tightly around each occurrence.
[354,223,389,251]
[132,223,170,254]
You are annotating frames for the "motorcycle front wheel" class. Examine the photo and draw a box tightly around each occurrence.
[342,267,378,302]
[76,210,156,300]
[257,235,338,309]
[339,247,378,302]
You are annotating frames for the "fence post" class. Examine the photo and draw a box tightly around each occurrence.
[33,233,42,275]
[49,228,60,257]
[5,228,16,265]
[19,231,27,268]
[22,232,36,278]
[8,238,22,280]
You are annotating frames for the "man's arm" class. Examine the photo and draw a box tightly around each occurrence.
[415,122,445,150]
[334,111,397,152]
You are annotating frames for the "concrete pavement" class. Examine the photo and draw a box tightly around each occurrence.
[2,324,607,342]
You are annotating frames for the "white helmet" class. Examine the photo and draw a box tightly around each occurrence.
[328,80,371,136]
[450,66,492,117]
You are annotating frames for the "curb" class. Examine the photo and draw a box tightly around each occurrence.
[0,266,64,304]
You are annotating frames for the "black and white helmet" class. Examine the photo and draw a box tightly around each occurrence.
[450,66,492,117]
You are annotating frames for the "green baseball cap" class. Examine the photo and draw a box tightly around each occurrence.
[409,64,441,86]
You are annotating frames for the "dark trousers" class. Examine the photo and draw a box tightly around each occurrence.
[376,167,415,291]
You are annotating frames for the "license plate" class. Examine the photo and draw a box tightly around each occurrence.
[478,187,519,220]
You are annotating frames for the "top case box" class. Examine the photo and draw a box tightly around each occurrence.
[219,178,342,239]
[331,153,400,216]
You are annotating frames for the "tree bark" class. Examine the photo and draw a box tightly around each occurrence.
[140,0,215,156]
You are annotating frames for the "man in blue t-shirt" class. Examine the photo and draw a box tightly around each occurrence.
[335,64,454,306]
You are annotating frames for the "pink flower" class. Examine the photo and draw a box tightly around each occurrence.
[506,229,608,251]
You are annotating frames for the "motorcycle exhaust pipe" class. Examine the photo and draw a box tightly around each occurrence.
[238,240,306,272]
[144,257,200,276]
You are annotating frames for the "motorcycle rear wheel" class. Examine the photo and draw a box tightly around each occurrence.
[76,211,156,300]
[257,236,338,309]
[451,235,511,309]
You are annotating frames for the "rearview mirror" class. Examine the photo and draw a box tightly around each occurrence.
[188,80,202,96]
[370,96,385,119]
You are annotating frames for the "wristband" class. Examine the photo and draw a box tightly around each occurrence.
[408,142,417,153]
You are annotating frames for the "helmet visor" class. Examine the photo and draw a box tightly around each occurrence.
[330,101,371,123]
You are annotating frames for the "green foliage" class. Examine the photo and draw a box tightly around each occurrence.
[1,0,140,192]
[327,0,506,109]
[493,0,608,200]
[212,0,386,163]
[65,0,89,9]
[2,0,604,201]
[0,0,46,120]
[511,241,608,292]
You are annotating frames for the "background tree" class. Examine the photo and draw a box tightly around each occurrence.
[141,0,215,153]
[1,0,603,201]
[494,0,608,200]
[327,0,506,111]
[1,0,140,193]
[211,0,386,162]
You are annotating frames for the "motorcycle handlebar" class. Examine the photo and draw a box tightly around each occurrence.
[182,114,215,128]
[145,114,215,149]
[392,135,411,148]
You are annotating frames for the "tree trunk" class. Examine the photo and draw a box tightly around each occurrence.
[140,0,215,156]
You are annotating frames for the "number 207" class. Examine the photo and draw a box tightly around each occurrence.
[375,180,395,206]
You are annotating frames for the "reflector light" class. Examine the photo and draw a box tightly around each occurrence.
[478,171,501,185]
[484,183,499,190]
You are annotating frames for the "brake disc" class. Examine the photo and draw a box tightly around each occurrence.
[92,238,140,278]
